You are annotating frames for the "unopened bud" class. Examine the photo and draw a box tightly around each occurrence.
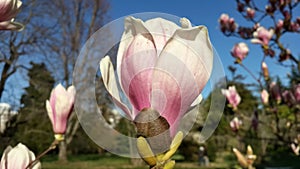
[262,62,269,80]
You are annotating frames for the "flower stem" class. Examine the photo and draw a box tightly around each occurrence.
[26,140,60,169]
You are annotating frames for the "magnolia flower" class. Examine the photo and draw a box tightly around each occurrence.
[0,143,41,169]
[261,62,269,80]
[246,8,255,19]
[100,16,213,138]
[230,117,242,132]
[294,84,300,102]
[221,86,241,110]
[261,89,269,105]
[251,26,274,46]
[0,0,24,31]
[270,82,281,103]
[231,42,249,62]
[282,90,296,106]
[46,84,76,140]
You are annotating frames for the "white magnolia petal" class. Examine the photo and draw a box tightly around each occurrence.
[151,26,213,136]
[67,85,76,105]
[251,39,262,44]
[100,56,132,119]
[0,146,12,169]
[7,143,30,169]
[145,17,180,54]
[180,17,192,28]
[46,100,54,124]
[190,94,203,108]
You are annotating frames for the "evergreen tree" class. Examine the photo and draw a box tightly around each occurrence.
[12,62,55,153]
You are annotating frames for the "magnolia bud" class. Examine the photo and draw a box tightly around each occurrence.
[262,62,269,80]
[134,108,171,154]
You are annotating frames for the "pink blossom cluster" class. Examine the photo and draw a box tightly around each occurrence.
[219,14,238,34]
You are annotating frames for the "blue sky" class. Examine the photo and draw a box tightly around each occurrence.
[108,0,300,86]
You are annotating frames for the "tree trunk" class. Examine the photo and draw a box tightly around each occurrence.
[58,140,68,162]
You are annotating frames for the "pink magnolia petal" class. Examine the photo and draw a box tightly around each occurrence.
[150,68,182,136]
[120,33,157,115]
[53,85,71,124]
[0,0,14,20]
[99,56,132,119]
[151,26,213,136]
[116,16,153,86]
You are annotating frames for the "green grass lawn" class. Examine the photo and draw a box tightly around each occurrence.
[41,154,228,169]
[40,153,300,169]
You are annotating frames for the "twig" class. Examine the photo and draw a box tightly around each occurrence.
[25,140,60,169]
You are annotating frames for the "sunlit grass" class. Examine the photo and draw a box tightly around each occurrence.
[41,154,227,169]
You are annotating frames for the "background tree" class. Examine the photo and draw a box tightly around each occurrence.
[0,0,53,106]
[219,0,300,167]
[2,62,55,153]
[36,0,110,161]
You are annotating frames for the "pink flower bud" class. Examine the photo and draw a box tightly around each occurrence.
[221,85,241,110]
[290,22,299,32]
[251,26,274,46]
[218,14,237,33]
[230,117,242,132]
[294,84,300,102]
[0,0,24,30]
[270,82,281,103]
[282,90,296,106]
[219,13,229,24]
[0,143,41,169]
[46,84,76,136]
[261,62,269,80]
[277,19,284,29]
[231,42,249,62]
[246,8,255,19]
[261,89,269,105]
